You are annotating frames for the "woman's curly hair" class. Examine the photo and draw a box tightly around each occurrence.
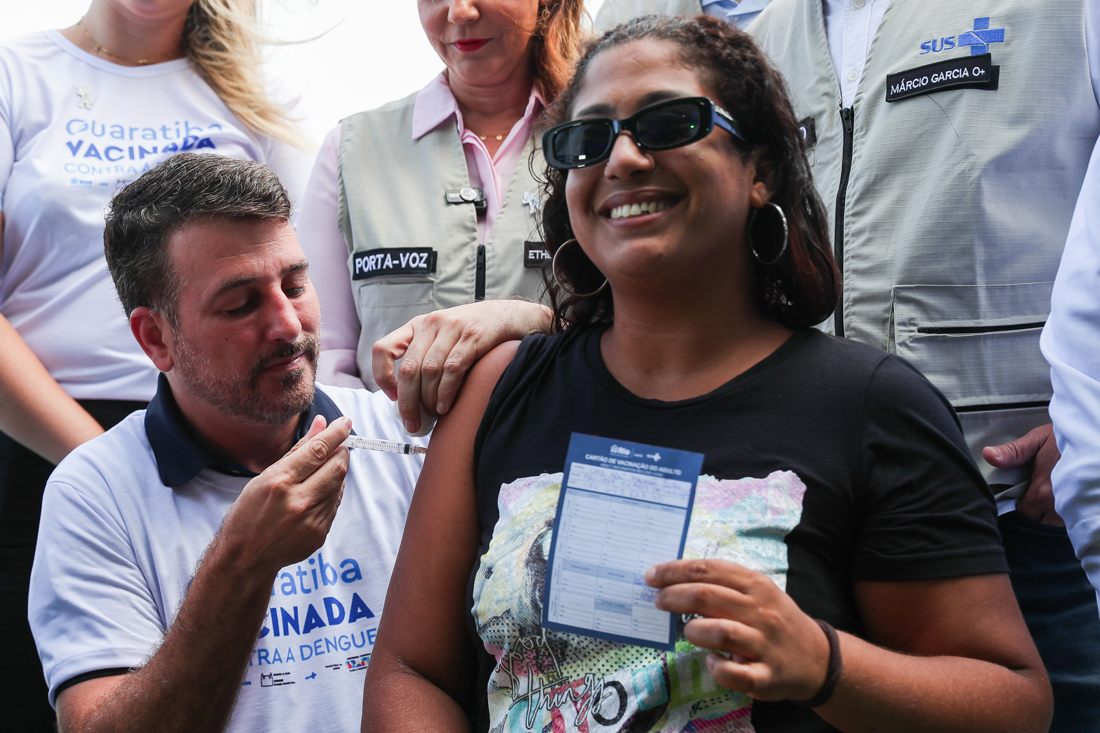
[539,14,838,332]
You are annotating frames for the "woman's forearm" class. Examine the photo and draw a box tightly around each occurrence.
[0,313,104,463]
[816,632,1051,733]
[651,564,1050,732]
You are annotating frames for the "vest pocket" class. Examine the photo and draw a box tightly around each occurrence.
[355,279,435,308]
[891,282,1053,410]
[353,280,438,391]
[354,280,436,353]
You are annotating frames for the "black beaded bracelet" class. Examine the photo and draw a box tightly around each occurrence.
[792,619,843,709]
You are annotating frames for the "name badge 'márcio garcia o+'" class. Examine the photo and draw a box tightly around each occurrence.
[886,52,999,102]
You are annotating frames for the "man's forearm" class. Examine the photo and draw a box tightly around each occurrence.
[61,531,275,733]
[58,415,351,732]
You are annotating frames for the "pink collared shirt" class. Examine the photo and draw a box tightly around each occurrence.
[413,72,544,244]
[296,73,545,388]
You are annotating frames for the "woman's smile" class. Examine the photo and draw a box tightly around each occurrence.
[601,194,678,223]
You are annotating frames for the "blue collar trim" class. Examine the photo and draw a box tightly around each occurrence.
[144,374,346,486]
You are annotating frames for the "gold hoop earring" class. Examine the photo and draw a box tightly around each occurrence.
[552,238,608,297]
[748,202,789,266]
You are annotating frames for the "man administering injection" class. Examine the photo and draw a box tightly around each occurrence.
[27,154,428,733]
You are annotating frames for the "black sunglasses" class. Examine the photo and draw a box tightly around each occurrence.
[542,96,747,170]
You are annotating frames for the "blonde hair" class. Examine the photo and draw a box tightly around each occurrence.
[183,0,307,149]
[531,0,588,104]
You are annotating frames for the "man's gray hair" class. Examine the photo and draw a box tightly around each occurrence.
[103,153,291,322]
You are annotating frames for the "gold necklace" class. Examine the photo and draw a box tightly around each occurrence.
[77,19,178,65]
[476,132,505,142]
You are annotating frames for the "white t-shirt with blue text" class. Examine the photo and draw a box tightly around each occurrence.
[0,31,308,401]
[29,385,421,732]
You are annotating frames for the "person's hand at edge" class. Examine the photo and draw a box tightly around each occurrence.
[984,423,1064,526]
[372,300,552,433]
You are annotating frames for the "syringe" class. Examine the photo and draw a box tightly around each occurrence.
[340,435,427,455]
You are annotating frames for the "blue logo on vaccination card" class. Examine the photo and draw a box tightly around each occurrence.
[542,433,705,650]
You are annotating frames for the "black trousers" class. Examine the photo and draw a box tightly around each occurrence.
[0,399,146,732]
[1000,511,1100,732]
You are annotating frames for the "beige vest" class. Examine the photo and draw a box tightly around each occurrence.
[337,93,547,389]
[751,0,1100,488]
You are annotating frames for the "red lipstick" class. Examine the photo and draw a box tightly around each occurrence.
[454,38,490,52]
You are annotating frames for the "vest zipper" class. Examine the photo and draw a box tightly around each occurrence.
[475,244,486,301]
[833,106,855,338]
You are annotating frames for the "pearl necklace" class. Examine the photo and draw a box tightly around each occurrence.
[77,19,178,65]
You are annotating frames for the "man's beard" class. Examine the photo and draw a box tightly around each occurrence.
[173,331,320,426]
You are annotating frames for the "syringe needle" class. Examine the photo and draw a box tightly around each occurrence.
[340,435,427,455]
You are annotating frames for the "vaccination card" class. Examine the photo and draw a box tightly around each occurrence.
[542,433,703,650]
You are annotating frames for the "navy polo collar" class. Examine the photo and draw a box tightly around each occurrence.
[144,373,346,487]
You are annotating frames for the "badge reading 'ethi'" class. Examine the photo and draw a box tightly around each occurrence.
[523,241,550,268]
